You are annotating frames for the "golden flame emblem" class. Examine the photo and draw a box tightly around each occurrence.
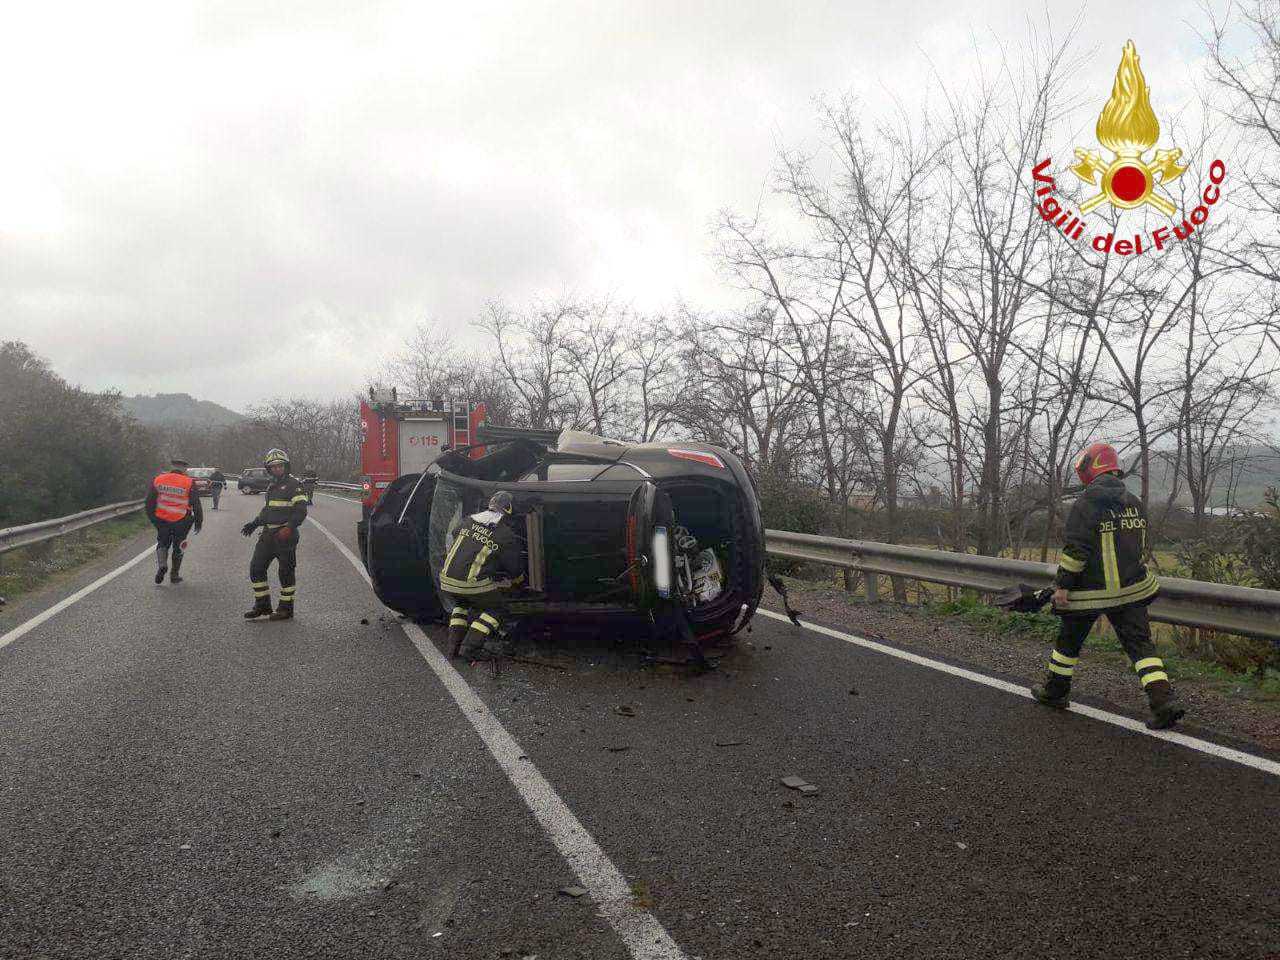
[1071,41,1185,217]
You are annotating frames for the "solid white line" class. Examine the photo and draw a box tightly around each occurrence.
[314,492,361,503]
[0,546,155,652]
[757,608,1280,778]
[307,516,688,960]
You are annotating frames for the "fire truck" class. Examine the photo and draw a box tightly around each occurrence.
[357,388,485,562]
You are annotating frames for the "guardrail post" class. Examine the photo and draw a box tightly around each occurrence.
[864,571,880,603]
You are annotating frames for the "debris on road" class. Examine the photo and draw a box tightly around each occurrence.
[780,775,820,795]
[558,885,588,898]
[714,739,747,747]
[956,842,969,850]
[606,745,630,753]
[360,618,369,625]
[615,705,636,717]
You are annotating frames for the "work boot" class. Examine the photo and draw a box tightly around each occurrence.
[155,566,167,585]
[447,612,471,658]
[458,628,490,661]
[244,598,272,619]
[1145,681,1186,730]
[169,558,183,584]
[1030,675,1071,709]
[269,602,294,621]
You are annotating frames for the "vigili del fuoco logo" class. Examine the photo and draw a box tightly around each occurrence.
[1031,40,1226,256]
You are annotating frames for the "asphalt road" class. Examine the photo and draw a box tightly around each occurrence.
[1,491,1276,960]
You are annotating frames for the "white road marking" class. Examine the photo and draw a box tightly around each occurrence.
[758,608,1280,778]
[307,516,688,960]
[0,546,155,652]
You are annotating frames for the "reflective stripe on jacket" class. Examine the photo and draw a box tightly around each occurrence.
[439,514,522,595]
[1055,473,1158,612]
[152,472,195,522]
[252,475,309,531]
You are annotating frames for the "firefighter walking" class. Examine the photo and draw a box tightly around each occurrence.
[146,457,203,584]
[241,449,308,621]
[1033,442,1186,730]
[440,491,524,659]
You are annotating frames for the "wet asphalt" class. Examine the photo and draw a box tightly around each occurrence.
[0,492,1276,960]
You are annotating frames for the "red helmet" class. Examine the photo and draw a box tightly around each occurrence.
[1075,442,1121,485]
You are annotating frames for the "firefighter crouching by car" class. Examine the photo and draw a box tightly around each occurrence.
[440,491,525,659]
[146,456,203,585]
[1032,442,1186,730]
[241,449,308,621]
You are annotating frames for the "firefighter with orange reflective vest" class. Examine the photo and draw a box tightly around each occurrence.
[241,449,308,621]
[1032,442,1185,730]
[145,456,203,585]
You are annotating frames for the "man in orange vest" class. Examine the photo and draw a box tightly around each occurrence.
[145,456,203,585]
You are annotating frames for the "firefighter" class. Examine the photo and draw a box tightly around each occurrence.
[145,456,203,585]
[440,491,524,659]
[241,448,308,621]
[1032,442,1185,730]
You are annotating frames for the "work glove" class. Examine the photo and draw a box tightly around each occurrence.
[275,526,296,543]
[241,522,258,537]
[194,524,202,535]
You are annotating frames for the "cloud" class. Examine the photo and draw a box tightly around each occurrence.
[0,0,1231,408]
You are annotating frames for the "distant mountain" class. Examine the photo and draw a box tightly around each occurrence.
[119,393,245,427]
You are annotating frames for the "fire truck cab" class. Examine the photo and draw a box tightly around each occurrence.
[357,388,484,564]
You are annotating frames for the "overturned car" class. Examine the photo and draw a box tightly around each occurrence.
[363,427,766,648]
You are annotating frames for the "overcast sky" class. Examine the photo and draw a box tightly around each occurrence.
[0,1,1233,411]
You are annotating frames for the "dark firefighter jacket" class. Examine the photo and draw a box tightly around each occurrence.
[250,475,309,533]
[1054,473,1158,613]
[439,512,523,596]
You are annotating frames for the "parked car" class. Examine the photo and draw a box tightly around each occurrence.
[365,427,768,652]
[239,467,271,494]
[188,467,214,496]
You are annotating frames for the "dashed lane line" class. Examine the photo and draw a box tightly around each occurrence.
[306,515,689,960]
[757,608,1280,778]
[0,546,155,652]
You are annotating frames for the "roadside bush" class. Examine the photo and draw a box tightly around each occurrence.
[0,341,157,526]
[755,469,827,577]
[1170,517,1278,677]
[1234,487,1280,590]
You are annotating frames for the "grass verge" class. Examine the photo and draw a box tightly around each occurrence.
[0,513,152,602]
[926,592,1280,705]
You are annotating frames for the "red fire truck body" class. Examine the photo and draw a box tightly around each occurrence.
[357,389,484,558]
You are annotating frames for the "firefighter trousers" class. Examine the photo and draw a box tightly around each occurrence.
[249,529,298,607]
[154,518,194,568]
[1048,602,1172,701]
[445,593,510,657]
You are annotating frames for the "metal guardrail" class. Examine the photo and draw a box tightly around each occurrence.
[765,529,1280,642]
[0,501,146,556]
[316,481,362,492]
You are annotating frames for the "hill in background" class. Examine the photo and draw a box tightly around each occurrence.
[119,392,244,427]
[1144,444,1280,511]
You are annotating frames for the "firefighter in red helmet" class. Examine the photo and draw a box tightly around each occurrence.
[1032,442,1185,729]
